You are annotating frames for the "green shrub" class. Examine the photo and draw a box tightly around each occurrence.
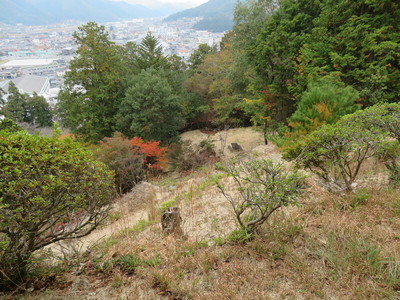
[0,131,115,286]
[288,81,360,134]
[227,228,254,244]
[285,103,399,192]
[0,117,23,132]
[284,119,385,193]
[345,103,400,186]
[217,159,306,233]
[377,141,400,186]
[350,189,370,209]
[92,132,145,194]
[160,199,177,212]
[114,254,161,274]
[340,102,399,142]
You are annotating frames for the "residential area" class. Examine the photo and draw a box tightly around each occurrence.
[0,17,224,106]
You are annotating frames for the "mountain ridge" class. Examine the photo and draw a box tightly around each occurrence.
[164,0,237,32]
[0,0,166,25]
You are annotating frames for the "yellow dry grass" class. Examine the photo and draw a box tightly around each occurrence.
[3,128,399,300]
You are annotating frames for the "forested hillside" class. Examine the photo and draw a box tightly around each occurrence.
[165,0,236,32]
[0,0,399,298]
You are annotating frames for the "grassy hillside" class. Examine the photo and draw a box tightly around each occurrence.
[3,128,399,299]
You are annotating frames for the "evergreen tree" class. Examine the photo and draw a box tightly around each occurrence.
[288,81,360,133]
[57,22,126,142]
[27,93,53,127]
[134,32,168,70]
[297,0,400,104]
[188,44,215,70]
[3,82,29,123]
[117,68,184,145]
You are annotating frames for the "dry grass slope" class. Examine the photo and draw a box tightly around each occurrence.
[2,128,399,300]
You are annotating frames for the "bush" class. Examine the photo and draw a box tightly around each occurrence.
[340,102,400,142]
[284,104,398,192]
[0,131,115,286]
[377,141,400,186]
[93,134,168,194]
[288,81,360,134]
[93,133,145,194]
[227,228,254,244]
[341,103,400,186]
[0,117,23,132]
[216,159,306,233]
[130,137,168,170]
[284,123,384,192]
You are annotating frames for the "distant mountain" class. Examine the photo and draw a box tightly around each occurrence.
[164,0,237,32]
[0,0,163,25]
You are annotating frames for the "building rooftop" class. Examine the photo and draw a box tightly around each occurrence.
[1,59,55,67]
[1,75,49,94]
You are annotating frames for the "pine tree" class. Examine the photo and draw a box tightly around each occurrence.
[134,32,168,70]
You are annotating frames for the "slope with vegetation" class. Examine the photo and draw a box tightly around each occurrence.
[164,0,236,32]
[0,0,399,297]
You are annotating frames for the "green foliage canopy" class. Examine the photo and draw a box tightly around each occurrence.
[0,131,115,285]
[284,103,399,192]
[57,22,126,142]
[288,81,360,133]
[3,82,29,123]
[117,68,184,145]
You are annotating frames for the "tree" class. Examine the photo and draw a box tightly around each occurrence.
[185,40,249,128]
[57,22,126,142]
[288,81,360,134]
[27,92,53,127]
[188,43,215,70]
[117,68,184,145]
[0,130,115,286]
[296,0,400,104]
[130,137,168,169]
[340,103,400,185]
[134,32,168,71]
[121,41,139,71]
[167,54,188,73]
[241,88,279,145]
[3,82,29,123]
[248,0,322,120]
[216,158,306,233]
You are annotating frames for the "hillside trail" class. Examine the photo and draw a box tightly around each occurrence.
[51,127,282,256]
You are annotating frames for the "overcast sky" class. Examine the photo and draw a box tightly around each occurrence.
[113,0,208,8]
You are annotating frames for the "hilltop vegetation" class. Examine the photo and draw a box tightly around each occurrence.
[0,0,399,298]
[164,0,236,32]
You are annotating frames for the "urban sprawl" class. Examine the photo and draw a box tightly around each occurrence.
[0,18,224,107]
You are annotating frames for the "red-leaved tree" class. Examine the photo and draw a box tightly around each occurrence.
[130,137,168,169]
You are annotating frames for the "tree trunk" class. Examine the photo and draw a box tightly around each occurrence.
[161,207,183,236]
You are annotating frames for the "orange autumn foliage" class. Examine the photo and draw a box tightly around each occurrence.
[130,137,168,169]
